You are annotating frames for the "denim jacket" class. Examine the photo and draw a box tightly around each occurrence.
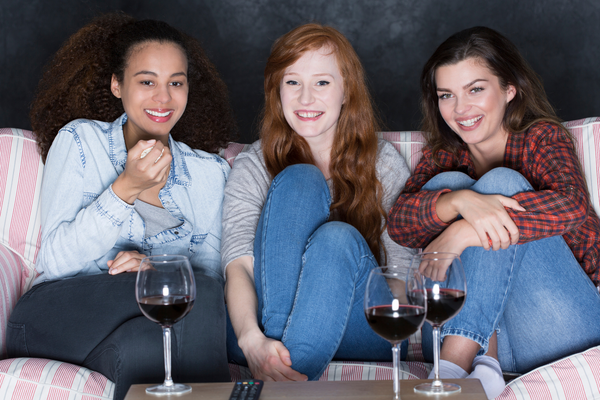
[34,114,229,285]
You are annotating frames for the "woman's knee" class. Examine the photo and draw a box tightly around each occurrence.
[422,171,475,192]
[473,167,533,196]
[305,222,376,270]
[309,222,364,251]
[272,164,328,194]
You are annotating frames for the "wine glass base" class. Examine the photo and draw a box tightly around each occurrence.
[145,383,192,396]
[414,381,461,395]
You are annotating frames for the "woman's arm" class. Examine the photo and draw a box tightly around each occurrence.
[221,146,270,272]
[505,124,589,242]
[377,141,419,263]
[387,145,522,251]
[387,146,453,248]
[222,145,307,380]
[36,124,136,281]
[225,257,307,381]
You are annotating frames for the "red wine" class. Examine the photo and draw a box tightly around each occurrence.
[425,288,465,326]
[138,295,194,326]
[365,305,425,344]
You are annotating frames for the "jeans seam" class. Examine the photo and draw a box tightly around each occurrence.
[258,182,274,328]
[85,345,122,399]
[281,254,306,343]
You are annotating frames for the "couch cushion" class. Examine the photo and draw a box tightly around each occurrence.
[0,128,42,293]
[496,344,600,400]
[228,359,432,382]
[565,117,600,216]
[0,358,115,400]
[0,245,23,358]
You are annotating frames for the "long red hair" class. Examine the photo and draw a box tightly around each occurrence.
[261,23,387,263]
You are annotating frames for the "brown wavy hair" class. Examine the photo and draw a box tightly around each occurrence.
[421,26,572,166]
[261,23,387,263]
[30,12,237,162]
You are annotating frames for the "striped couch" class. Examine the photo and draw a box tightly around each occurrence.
[1,119,599,399]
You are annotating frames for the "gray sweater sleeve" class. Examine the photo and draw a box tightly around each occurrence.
[376,139,418,267]
[220,139,416,276]
[221,141,271,275]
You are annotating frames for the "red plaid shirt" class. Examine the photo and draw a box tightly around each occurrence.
[388,122,600,286]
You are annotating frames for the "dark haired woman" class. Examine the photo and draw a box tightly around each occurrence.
[388,26,600,398]
[6,13,237,400]
[222,23,415,382]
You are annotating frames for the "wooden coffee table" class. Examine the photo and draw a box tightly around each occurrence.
[125,379,486,399]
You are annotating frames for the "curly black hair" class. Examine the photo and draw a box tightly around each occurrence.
[30,12,238,162]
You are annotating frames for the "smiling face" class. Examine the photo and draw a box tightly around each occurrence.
[111,41,188,146]
[435,57,516,154]
[280,47,345,153]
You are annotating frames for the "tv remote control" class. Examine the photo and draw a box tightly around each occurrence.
[229,380,263,400]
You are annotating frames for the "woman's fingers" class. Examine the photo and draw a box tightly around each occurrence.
[246,337,308,382]
[498,197,526,212]
[108,251,145,275]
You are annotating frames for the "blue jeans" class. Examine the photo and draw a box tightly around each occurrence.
[227,164,404,380]
[420,168,600,373]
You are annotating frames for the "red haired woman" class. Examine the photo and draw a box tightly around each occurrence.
[221,23,415,381]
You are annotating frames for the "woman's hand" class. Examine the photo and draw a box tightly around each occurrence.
[421,219,478,280]
[239,330,308,382]
[225,257,308,382]
[107,250,146,275]
[446,190,524,251]
[112,139,172,204]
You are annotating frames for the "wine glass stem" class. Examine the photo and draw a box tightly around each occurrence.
[432,325,442,386]
[392,343,401,399]
[162,325,174,387]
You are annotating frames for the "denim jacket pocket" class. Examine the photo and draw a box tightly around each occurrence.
[189,234,208,254]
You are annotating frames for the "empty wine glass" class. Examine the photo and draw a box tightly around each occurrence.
[136,255,196,396]
[365,265,427,399]
[412,252,466,395]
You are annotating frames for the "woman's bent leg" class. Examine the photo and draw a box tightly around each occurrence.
[254,164,331,340]
[281,222,392,380]
[7,271,229,400]
[497,235,600,373]
[434,168,600,372]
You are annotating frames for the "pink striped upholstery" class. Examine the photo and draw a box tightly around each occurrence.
[0,128,42,293]
[1,119,600,399]
[497,345,600,399]
[0,245,22,358]
[228,360,431,382]
[0,358,114,400]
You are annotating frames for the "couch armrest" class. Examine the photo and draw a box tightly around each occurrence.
[0,244,24,359]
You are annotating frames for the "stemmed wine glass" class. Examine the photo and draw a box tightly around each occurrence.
[136,255,196,396]
[364,265,427,400]
[412,252,466,395]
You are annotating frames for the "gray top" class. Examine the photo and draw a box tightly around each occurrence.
[134,199,182,238]
[221,139,416,275]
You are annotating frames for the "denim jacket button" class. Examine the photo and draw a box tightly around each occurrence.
[174,231,179,235]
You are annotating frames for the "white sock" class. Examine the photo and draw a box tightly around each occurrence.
[468,355,505,399]
[428,359,468,379]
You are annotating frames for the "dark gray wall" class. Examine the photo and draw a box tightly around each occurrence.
[1,0,599,143]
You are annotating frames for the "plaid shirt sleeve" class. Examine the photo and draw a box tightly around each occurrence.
[387,146,452,248]
[508,124,590,242]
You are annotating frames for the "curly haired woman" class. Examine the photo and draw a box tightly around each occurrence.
[7,13,237,400]
[222,23,415,381]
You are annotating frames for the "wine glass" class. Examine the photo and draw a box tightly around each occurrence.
[412,252,466,395]
[365,265,427,400]
[136,255,196,396]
